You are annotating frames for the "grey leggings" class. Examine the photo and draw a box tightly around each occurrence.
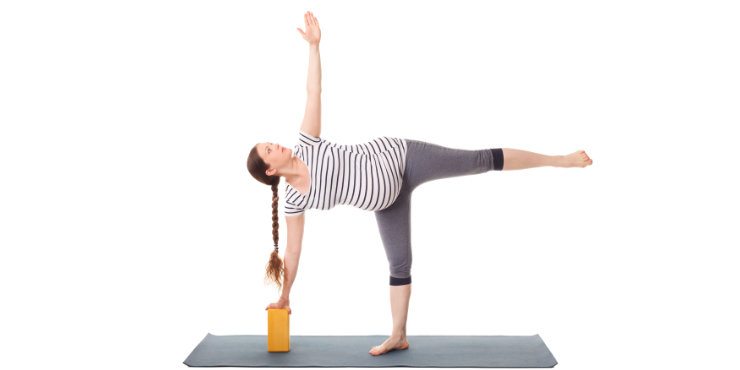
[374,139,504,286]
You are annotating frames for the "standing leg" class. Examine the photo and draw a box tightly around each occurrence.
[369,139,497,356]
[371,188,412,356]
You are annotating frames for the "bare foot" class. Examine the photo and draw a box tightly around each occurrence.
[369,336,409,356]
[562,150,593,168]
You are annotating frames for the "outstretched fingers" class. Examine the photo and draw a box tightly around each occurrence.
[305,11,318,27]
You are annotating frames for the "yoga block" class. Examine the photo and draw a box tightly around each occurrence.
[267,308,290,352]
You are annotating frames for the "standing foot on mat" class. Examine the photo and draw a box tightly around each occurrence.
[369,335,409,356]
[562,150,593,168]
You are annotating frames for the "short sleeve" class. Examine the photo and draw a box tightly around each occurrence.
[299,130,321,146]
[284,188,306,217]
[285,202,305,217]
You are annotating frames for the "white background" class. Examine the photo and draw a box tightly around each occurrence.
[1,1,738,369]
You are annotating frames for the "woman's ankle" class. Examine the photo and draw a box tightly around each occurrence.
[391,329,407,340]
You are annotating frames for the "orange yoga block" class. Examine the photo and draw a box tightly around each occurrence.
[267,308,290,352]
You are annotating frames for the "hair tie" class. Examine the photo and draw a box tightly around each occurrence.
[274,243,279,251]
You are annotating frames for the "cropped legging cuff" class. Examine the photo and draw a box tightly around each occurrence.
[390,276,411,286]
[491,148,504,171]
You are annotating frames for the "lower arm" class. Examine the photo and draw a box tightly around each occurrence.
[307,44,321,93]
[280,251,300,298]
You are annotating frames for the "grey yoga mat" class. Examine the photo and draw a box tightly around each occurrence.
[184,333,558,368]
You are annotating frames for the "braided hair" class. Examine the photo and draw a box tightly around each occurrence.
[247,145,284,292]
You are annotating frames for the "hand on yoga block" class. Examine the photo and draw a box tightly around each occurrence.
[267,308,290,352]
[265,296,291,314]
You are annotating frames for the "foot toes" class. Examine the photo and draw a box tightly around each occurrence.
[369,346,383,355]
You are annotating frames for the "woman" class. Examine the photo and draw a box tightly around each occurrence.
[247,11,593,357]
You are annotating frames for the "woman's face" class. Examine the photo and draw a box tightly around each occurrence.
[257,142,291,175]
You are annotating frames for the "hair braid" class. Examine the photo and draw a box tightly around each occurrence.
[265,182,284,291]
[271,182,280,248]
[246,145,285,292]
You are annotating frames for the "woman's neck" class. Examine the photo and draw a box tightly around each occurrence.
[283,157,306,185]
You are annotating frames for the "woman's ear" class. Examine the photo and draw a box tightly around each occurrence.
[266,168,277,177]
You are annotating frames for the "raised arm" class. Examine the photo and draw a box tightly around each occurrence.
[297,11,322,138]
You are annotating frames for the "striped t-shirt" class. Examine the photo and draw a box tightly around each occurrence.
[284,130,408,217]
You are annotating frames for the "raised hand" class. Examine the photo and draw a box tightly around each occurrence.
[296,11,321,45]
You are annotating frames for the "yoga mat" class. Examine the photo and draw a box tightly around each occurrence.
[184,334,558,367]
